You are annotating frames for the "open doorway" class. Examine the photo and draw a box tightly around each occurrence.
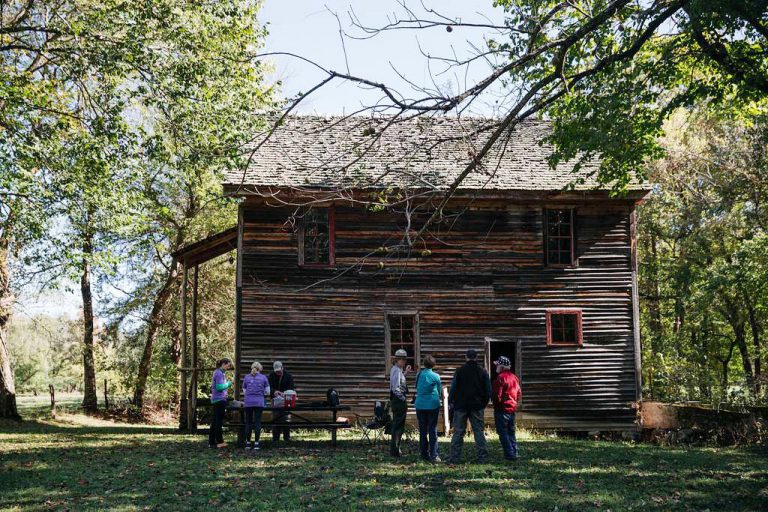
[484,337,521,383]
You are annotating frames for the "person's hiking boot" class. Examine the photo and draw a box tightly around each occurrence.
[252,442,260,451]
[432,455,442,463]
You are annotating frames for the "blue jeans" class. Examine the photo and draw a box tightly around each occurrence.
[416,408,440,460]
[244,407,264,444]
[494,410,518,459]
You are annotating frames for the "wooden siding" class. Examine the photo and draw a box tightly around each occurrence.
[237,200,639,430]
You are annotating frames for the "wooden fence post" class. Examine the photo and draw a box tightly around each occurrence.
[442,387,450,435]
[49,384,56,419]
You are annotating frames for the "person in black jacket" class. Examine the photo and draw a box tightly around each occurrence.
[268,361,295,442]
[447,348,491,463]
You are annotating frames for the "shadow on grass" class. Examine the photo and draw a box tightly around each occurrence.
[1,421,767,511]
[0,418,179,436]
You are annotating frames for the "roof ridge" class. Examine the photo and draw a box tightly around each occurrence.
[274,113,550,124]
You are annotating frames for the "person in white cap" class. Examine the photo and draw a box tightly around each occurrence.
[389,348,412,457]
[268,361,295,442]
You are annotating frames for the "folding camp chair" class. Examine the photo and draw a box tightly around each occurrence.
[356,400,391,444]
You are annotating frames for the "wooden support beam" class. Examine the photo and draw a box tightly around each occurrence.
[235,204,244,399]
[442,387,450,435]
[630,208,643,403]
[179,263,188,431]
[189,264,199,431]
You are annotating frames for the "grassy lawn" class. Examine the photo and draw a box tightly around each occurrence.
[1,413,767,511]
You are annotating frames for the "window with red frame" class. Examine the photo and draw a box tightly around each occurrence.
[299,208,334,266]
[545,209,575,266]
[546,310,583,346]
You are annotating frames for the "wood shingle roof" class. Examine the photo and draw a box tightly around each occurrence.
[223,115,649,195]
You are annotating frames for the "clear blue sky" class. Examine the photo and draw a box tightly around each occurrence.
[260,0,507,114]
[22,1,507,319]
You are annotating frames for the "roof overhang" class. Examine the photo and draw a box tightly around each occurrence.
[223,184,652,203]
[171,227,237,267]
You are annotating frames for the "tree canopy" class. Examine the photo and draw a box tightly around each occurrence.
[640,112,767,403]
[1,0,273,417]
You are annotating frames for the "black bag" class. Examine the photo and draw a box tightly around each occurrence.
[326,388,339,407]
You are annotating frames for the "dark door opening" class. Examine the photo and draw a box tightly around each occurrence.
[485,338,520,383]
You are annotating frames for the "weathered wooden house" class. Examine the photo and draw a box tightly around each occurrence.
[177,116,650,431]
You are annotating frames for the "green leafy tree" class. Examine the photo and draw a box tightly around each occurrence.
[639,112,767,404]
[1,0,273,417]
[121,1,272,411]
[8,314,82,394]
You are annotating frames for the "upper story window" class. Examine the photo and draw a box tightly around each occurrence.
[298,207,335,267]
[545,208,575,266]
[546,309,583,347]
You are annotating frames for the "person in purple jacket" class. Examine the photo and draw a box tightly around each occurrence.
[242,361,270,451]
[209,358,233,448]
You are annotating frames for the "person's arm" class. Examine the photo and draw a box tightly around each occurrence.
[448,374,457,405]
[215,379,232,391]
[390,367,406,401]
[264,384,271,396]
[483,371,492,404]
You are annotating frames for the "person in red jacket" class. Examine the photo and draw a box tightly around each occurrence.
[492,356,522,461]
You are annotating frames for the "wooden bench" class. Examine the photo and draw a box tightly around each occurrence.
[225,403,352,447]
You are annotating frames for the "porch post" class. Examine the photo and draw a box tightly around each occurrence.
[178,262,188,431]
[188,264,199,431]
[235,205,244,398]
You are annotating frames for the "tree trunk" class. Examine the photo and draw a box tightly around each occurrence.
[643,230,663,399]
[734,323,754,393]
[0,242,21,420]
[80,233,98,413]
[169,323,182,367]
[648,230,664,336]
[133,262,180,410]
[717,340,736,399]
[747,302,762,396]
[697,331,711,401]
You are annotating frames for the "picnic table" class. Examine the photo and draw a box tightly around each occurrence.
[226,403,352,447]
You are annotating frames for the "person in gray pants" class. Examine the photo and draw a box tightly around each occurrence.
[447,348,491,463]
